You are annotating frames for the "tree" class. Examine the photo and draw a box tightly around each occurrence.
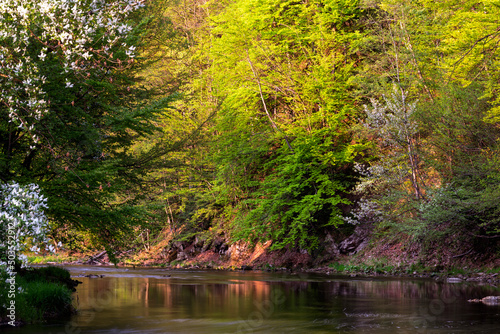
[0,0,170,259]
[191,0,369,250]
[352,0,500,256]
[424,0,500,122]
[363,86,422,200]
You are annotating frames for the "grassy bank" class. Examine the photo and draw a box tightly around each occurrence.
[0,266,76,327]
[26,252,80,265]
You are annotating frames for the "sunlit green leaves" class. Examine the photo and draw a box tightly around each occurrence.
[197,0,369,250]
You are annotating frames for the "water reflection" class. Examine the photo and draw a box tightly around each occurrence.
[7,267,500,333]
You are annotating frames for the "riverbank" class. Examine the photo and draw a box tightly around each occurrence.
[27,242,500,288]
[26,213,499,286]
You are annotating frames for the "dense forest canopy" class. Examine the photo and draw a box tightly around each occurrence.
[1,0,499,265]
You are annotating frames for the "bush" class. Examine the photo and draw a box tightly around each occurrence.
[23,266,71,283]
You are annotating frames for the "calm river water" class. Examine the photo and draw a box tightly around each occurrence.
[6,265,500,333]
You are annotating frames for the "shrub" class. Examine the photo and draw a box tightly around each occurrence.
[22,266,71,284]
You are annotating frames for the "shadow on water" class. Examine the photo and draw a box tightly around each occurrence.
[6,265,500,333]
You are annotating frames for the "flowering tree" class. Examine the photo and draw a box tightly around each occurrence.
[0,0,160,258]
[0,182,53,269]
[363,86,422,200]
[0,0,144,148]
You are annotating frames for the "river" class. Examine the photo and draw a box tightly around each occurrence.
[5,265,500,333]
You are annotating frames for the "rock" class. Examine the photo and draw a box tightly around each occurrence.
[165,248,178,262]
[481,296,500,305]
[240,265,253,271]
[339,225,372,255]
[201,241,211,253]
[177,251,187,261]
[446,277,463,283]
[219,243,228,255]
[468,296,500,305]
[194,236,205,249]
[185,244,198,256]
[84,274,104,278]
[324,233,340,257]
[229,241,251,263]
[173,241,185,251]
[212,237,224,250]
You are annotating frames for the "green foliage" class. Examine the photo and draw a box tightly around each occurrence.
[194,0,369,250]
[0,1,182,259]
[417,83,499,181]
[327,260,397,274]
[22,266,71,284]
[347,0,500,261]
[421,0,500,121]
[26,253,78,265]
[419,168,500,240]
[121,0,500,262]
[328,262,347,271]
[230,117,361,250]
[0,266,74,323]
[485,267,500,274]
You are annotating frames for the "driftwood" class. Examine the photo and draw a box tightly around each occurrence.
[84,251,108,264]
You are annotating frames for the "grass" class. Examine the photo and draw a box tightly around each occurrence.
[326,259,500,280]
[24,281,73,316]
[328,262,348,271]
[1,266,75,325]
[328,260,399,275]
[485,267,500,274]
[327,260,440,276]
[26,252,78,264]
[445,267,473,276]
[260,263,277,271]
[23,266,72,282]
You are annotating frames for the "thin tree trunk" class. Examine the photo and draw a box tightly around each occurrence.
[406,137,421,199]
[246,51,294,153]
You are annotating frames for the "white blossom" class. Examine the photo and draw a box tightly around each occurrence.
[0,182,53,268]
[0,0,144,145]
[82,51,91,60]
